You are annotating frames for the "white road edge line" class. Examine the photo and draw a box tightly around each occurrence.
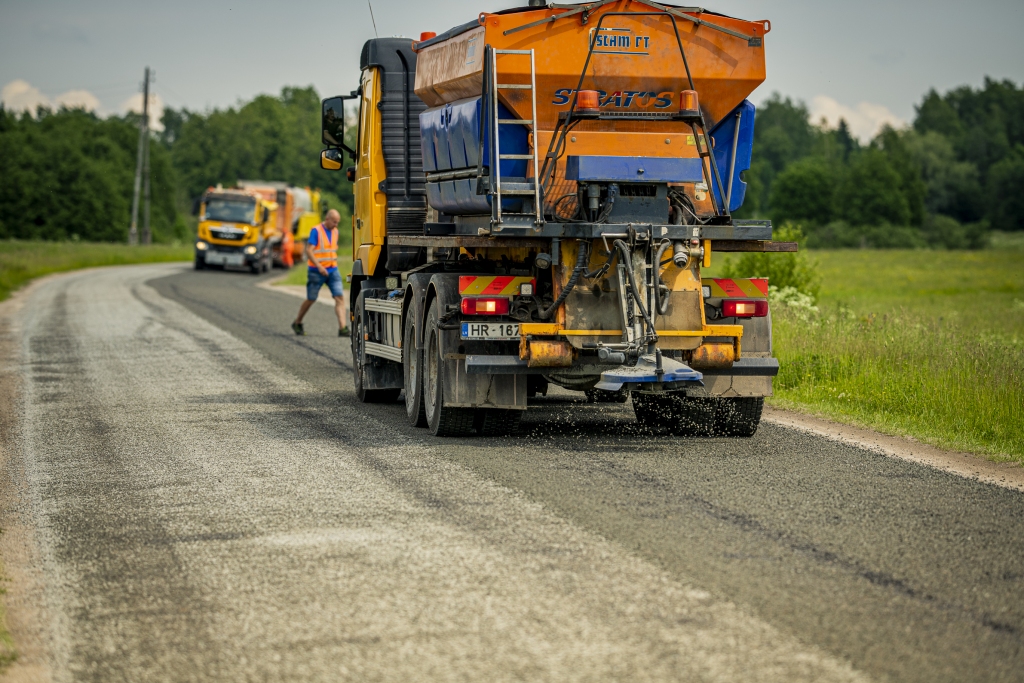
[763,406,1024,493]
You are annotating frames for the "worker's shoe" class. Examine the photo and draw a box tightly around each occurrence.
[338,326,350,337]
[291,322,305,336]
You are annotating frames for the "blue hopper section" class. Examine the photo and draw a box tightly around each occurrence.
[420,96,529,215]
[565,156,705,183]
[709,99,756,213]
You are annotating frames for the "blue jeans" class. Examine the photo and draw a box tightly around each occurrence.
[306,269,344,300]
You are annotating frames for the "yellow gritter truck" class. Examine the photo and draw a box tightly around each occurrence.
[319,0,795,437]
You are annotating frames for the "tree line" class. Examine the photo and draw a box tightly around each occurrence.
[1,79,1020,246]
[736,78,1024,248]
[0,85,353,243]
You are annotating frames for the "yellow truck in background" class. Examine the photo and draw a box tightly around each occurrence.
[194,183,323,272]
[237,181,324,268]
[194,186,278,273]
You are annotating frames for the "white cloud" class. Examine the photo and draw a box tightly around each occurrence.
[120,92,164,132]
[2,79,101,115]
[54,88,101,112]
[1,79,51,113]
[809,95,906,143]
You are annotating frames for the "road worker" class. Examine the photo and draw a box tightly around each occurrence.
[291,209,348,336]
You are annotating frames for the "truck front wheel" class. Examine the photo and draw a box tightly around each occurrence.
[423,299,475,436]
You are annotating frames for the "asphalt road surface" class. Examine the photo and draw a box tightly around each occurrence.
[4,263,1023,682]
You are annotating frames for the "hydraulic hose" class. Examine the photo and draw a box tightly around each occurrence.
[654,239,673,316]
[538,241,589,320]
[613,240,657,342]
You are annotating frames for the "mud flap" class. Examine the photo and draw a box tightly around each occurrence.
[428,273,527,410]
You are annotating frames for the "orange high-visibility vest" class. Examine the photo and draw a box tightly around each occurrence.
[307,223,338,269]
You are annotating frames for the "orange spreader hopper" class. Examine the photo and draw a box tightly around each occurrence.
[414,1,769,130]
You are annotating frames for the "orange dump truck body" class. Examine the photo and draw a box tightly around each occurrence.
[415,4,768,125]
[414,2,768,210]
[236,182,320,268]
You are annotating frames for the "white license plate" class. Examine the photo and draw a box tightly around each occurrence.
[461,322,519,340]
[206,252,245,266]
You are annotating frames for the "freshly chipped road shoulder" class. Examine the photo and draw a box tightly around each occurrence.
[1,264,1022,682]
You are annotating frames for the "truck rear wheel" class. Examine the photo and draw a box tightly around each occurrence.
[714,397,764,437]
[423,299,475,436]
[632,393,676,434]
[632,392,716,436]
[403,309,427,427]
[352,293,401,404]
[475,409,522,437]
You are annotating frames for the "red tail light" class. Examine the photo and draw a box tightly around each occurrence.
[722,299,768,318]
[460,297,510,315]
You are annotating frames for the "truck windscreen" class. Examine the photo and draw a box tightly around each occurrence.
[205,199,256,223]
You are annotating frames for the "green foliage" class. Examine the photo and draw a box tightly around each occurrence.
[0,107,182,243]
[769,157,835,226]
[719,224,820,298]
[743,78,1022,248]
[987,145,1024,231]
[807,221,925,249]
[902,130,982,221]
[0,240,192,301]
[834,148,912,227]
[164,86,353,212]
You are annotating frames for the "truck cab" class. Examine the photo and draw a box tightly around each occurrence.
[194,187,275,273]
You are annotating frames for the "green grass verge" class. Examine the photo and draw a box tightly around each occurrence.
[709,249,1024,461]
[0,240,193,302]
[0,559,14,671]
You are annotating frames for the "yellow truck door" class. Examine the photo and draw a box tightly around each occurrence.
[353,67,387,278]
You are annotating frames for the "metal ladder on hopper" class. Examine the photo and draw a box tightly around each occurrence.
[487,46,543,229]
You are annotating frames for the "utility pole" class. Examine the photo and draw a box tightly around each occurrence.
[142,81,151,245]
[129,67,150,245]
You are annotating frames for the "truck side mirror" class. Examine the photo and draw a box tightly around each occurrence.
[191,196,202,216]
[321,149,344,171]
[263,206,270,223]
[322,96,356,157]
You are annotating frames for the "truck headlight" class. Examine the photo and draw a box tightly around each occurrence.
[244,246,257,255]
[196,241,208,251]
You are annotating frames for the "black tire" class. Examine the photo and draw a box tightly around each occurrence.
[403,308,427,427]
[352,293,401,404]
[671,397,717,436]
[714,397,764,437]
[423,299,476,436]
[631,392,677,434]
[194,255,205,271]
[632,392,716,436]
[475,409,522,437]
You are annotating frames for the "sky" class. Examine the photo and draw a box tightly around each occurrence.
[2,0,1023,141]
